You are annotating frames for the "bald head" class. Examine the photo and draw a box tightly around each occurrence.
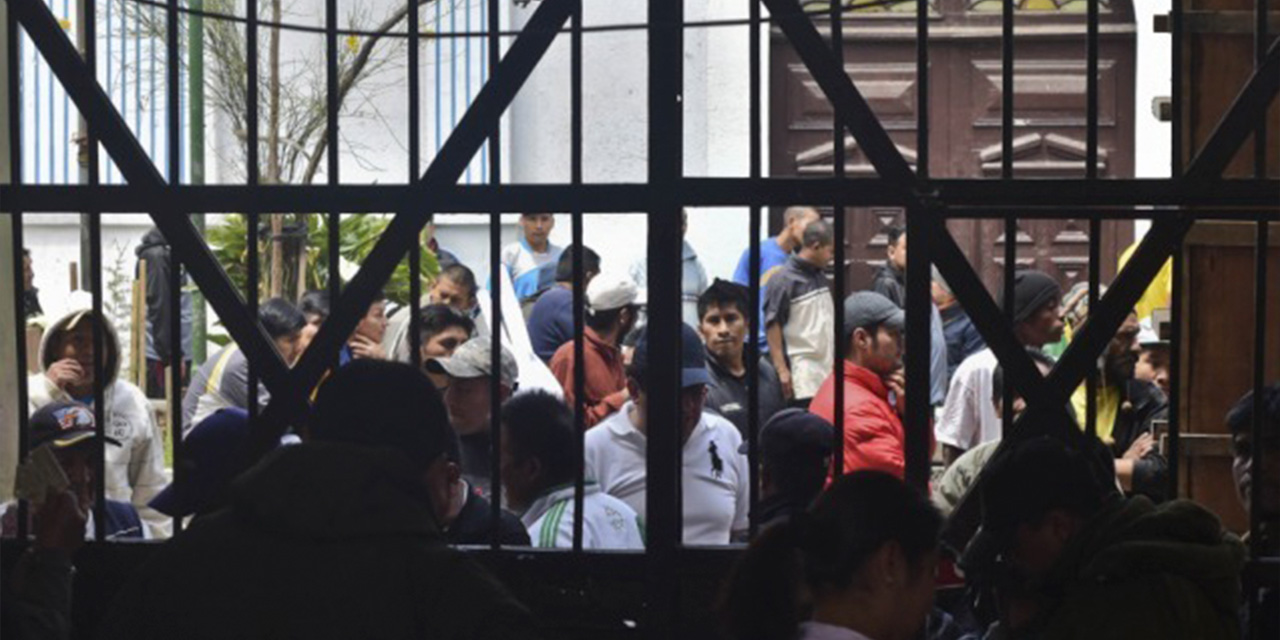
[780,206,822,251]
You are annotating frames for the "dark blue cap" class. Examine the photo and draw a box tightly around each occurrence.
[30,400,121,450]
[149,408,251,518]
[633,323,711,388]
[739,408,834,460]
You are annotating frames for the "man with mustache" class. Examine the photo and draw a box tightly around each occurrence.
[1072,311,1169,500]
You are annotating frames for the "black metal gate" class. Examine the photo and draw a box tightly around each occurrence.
[2,0,1277,637]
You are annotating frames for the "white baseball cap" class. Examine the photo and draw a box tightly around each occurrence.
[587,272,639,313]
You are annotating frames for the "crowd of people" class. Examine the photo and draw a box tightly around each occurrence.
[4,211,1274,640]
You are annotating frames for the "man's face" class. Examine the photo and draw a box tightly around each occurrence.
[1134,346,1170,396]
[699,303,746,365]
[520,214,555,248]
[499,425,538,512]
[1016,297,1065,348]
[444,375,497,436]
[888,234,908,271]
[422,327,470,362]
[56,323,96,387]
[1103,314,1141,383]
[808,242,836,269]
[680,384,708,445]
[431,277,475,312]
[52,445,95,507]
[1232,429,1280,519]
[355,301,388,344]
[852,325,903,376]
[274,331,303,366]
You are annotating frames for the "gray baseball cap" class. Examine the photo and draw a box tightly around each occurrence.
[843,291,905,341]
[425,336,518,388]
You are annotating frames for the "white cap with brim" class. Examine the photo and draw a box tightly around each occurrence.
[587,273,640,313]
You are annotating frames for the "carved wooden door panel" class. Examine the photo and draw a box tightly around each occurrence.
[770,0,1136,296]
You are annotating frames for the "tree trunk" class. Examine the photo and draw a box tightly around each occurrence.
[265,0,282,184]
[270,215,284,298]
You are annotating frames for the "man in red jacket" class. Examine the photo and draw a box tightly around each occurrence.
[810,291,932,479]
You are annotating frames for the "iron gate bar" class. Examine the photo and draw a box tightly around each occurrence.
[746,0,764,538]
[1184,37,1280,182]
[89,211,106,541]
[166,0,183,534]
[570,0,584,553]
[1045,216,1195,399]
[647,0,684,635]
[6,0,297,414]
[1248,219,1269,639]
[246,0,261,430]
[761,0,916,188]
[1001,0,1013,179]
[408,0,423,373]
[326,0,338,184]
[5,179,1280,213]
[253,0,575,447]
[1255,0,1269,178]
[904,202,935,491]
[6,0,30,541]
[831,0,848,481]
[485,0,501,549]
[931,227,1054,411]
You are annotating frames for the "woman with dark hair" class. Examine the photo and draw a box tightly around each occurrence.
[720,471,942,640]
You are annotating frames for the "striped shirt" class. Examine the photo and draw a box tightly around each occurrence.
[521,482,644,550]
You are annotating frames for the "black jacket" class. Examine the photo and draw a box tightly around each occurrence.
[871,263,906,309]
[447,485,531,546]
[705,349,786,440]
[1109,379,1170,502]
[134,228,189,365]
[97,443,536,640]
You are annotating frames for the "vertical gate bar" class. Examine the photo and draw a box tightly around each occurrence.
[409,0,422,372]
[8,3,31,539]
[1171,0,1182,174]
[326,0,338,184]
[1248,219,1269,639]
[1166,225,1183,500]
[85,0,98,184]
[486,0,502,549]
[247,0,260,423]
[830,0,847,480]
[904,204,933,491]
[570,0,585,553]
[1086,218,1099,438]
[327,0,339,366]
[746,0,762,538]
[1001,216,1016,438]
[1255,0,1269,177]
[648,0,684,632]
[89,212,106,541]
[166,0,183,533]
[486,213,502,546]
[916,0,929,181]
[1001,0,1013,178]
[1086,0,1098,180]
[1000,0,1016,439]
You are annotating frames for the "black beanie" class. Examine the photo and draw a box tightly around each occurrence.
[1001,270,1062,325]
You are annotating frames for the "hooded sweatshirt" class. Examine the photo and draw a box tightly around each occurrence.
[27,302,170,539]
[1019,496,1246,640]
[96,443,536,640]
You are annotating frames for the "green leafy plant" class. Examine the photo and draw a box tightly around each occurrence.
[206,213,439,307]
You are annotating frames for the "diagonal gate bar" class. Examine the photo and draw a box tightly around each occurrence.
[1184,38,1280,182]
[254,0,577,444]
[761,0,917,188]
[7,0,294,400]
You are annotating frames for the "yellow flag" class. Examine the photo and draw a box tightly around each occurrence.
[346,34,359,53]
[58,18,72,31]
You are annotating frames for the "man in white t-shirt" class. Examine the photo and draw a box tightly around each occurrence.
[935,270,1065,465]
[585,324,751,546]
[499,390,643,550]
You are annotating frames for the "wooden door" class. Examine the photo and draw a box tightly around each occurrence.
[770,0,1137,295]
